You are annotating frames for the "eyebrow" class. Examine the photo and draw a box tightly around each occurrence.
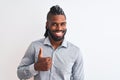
[51,21,66,24]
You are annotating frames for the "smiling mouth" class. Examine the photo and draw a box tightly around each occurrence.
[47,29,67,41]
[54,31,63,37]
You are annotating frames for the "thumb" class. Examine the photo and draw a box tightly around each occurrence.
[38,48,43,58]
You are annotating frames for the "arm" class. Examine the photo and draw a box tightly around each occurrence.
[71,49,84,80]
[17,43,38,79]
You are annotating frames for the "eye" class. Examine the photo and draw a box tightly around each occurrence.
[51,23,57,26]
[61,22,66,26]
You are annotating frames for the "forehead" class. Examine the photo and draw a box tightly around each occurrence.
[48,15,66,22]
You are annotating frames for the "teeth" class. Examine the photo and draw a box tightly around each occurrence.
[55,32,63,36]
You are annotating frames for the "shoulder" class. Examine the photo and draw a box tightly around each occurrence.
[30,38,45,46]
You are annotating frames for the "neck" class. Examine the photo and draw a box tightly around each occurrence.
[49,37,63,49]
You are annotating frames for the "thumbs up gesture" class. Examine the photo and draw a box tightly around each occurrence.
[34,48,52,71]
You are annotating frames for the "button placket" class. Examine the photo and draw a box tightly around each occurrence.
[49,48,58,80]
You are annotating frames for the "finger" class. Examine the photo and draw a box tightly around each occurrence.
[45,57,52,62]
[38,48,43,58]
[43,57,52,61]
[47,57,52,61]
[38,57,52,62]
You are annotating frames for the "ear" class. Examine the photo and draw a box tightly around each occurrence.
[46,22,48,29]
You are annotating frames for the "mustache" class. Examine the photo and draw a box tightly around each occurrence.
[52,30,66,33]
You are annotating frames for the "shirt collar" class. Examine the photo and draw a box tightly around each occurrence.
[43,37,51,46]
[43,37,68,48]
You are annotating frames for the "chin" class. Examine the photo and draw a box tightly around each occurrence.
[52,36,64,41]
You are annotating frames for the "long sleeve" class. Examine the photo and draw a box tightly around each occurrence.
[71,49,84,80]
[17,43,38,79]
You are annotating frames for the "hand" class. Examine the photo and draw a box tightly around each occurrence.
[34,48,52,71]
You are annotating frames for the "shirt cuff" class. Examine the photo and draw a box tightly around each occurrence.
[29,64,38,76]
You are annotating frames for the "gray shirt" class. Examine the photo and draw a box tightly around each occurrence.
[17,37,84,80]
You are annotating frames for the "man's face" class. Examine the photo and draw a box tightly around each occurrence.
[46,15,67,41]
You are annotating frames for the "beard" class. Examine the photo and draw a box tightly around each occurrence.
[47,28,67,42]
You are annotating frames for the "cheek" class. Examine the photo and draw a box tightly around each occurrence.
[48,26,57,31]
[51,27,56,30]
[63,27,66,30]
[48,27,54,31]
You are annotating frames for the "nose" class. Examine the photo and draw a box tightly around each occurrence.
[56,24,62,30]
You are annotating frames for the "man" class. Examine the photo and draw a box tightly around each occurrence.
[17,5,84,80]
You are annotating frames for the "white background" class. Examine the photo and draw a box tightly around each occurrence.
[0,0,120,80]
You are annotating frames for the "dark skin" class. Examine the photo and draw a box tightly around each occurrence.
[47,15,66,49]
[34,48,52,71]
[34,15,66,71]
